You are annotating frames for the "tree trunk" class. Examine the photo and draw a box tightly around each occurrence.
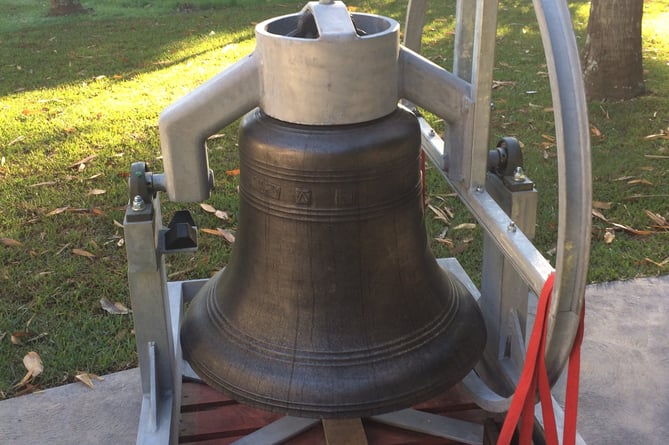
[49,0,90,16]
[582,0,645,101]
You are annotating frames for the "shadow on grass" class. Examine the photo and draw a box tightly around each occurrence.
[0,4,288,97]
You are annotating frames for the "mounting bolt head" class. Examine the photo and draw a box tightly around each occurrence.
[132,195,146,212]
[507,221,517,232]
[513,166,526,182]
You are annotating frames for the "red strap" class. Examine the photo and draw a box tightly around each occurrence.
[497,273,584,445]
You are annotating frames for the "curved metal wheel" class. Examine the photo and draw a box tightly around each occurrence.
[401,0,591,411]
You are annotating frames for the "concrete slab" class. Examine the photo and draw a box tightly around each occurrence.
[0,368,141,445]
[1,275,667,445]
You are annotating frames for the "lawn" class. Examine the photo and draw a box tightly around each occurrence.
[1,0,667,397]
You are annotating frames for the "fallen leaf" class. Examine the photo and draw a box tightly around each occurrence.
[72,248,96,259]
[603,229,615,244]
[8,135,25,146]
[90,208,105,216]
[613,175,636,182]
[214,210,229,220]
[645,210,669,230]
[644,155,669,160]
[590,124,603,138]
[645,257,669,267]
[592,201,612,210]
[0,237,22,247]
[627,179,653,186]
[492,80,516,89]
[69,154,98,168]
[200,228,235,243]
[609,222,654,236]
[643,132,669,141]
[452,223,477,231]
[87,173,103,180]
[46,205,69,216]
[225,168,241,176]
[11,331,35,345]
[14,351,43,388]
[200,203,217,213]
[86,189,106,196]
[75,372,104,389]
[29,181,57,187]
[433,237,454,248]
[427,204,451,224]
[100,298,130,315]
[623,194,669,201]
[591,209,609,223]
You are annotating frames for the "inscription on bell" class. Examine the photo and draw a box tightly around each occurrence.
[252,176,281,199]
[295,188,312,205]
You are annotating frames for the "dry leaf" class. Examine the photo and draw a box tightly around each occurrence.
[11,331,34,345]
[627,179,653,186]
[46,206,69,216]
[645,257,669,268]
[201,228,235,243]
[30,181,57,188]
[72,248,96,259]
[592,201,612,210]
[225,168,241,176]
[609,222,654,236]
[14,351,43,388]
[604,229,615,244]
[645,210,669,231]
[590,124,603,138]
[214,210,229,220]
[0,237,22,247]
[75,372,104,389]
[591,209,609,223]
[453,223,477,231]
[427,204,451,224]
[100,298,130,315]
[200,203,217,213]
[643,132,669,141]
[433,237,454,248]
[86,189,106,196]
[613,175,636,182]
[218,229,235,243]
[90,208,105,216]
[644,155,669,160]
[200,228,223,236]
[69,154,98,168]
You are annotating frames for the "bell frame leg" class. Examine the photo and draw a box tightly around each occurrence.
[124,192,181,445]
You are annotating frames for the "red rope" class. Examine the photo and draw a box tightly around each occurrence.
[497,273,584,445]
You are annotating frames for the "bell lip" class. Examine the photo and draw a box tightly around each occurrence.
[181,266,486,419]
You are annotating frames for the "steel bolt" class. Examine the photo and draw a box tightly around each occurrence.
[507,221,517,232]
[132,195,146,212]
[475,185,484,193]
[513,166,526,182]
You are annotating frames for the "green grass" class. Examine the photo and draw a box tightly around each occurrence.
[0,0,668,397]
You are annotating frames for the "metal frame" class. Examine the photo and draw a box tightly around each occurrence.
[125,0,591,443]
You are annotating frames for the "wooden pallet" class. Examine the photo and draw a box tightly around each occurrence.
[179,381,501,444]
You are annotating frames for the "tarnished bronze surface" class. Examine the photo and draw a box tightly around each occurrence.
[181,108,486,418]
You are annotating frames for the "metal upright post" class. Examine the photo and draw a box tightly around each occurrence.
[124,165,181,445]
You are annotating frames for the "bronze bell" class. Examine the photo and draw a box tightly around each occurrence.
[178,1,486,419]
